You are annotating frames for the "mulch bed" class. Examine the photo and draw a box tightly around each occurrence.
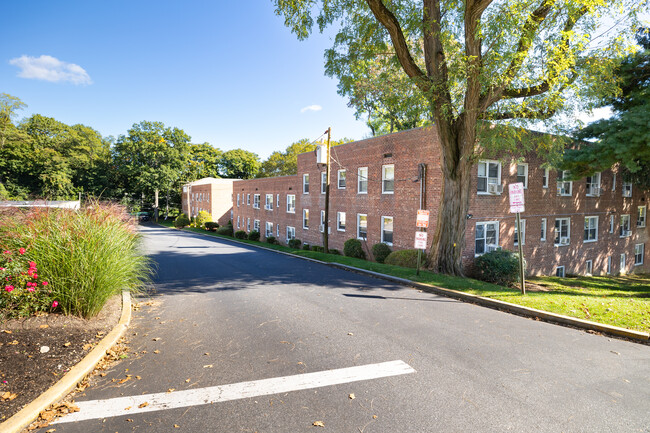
[0,295,121,423]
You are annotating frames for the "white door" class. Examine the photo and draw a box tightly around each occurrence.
[620,253,626,275]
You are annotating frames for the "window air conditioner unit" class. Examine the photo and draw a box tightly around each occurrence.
[486,244,500,252]
[637,220,645,227]
[487,184,502,194]
[319,224,325,233]
[621,230,631,237]
[560,237,570,245]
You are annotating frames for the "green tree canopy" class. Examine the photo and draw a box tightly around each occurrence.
[219,149,261,179]
[274,0,644,275]
[186,142,222,181]
[563,27,650,187]
[258,137,352,177]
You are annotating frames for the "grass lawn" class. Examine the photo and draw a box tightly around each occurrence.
[158,221,650,334]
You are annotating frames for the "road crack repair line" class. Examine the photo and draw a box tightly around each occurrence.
[53,360,416,424]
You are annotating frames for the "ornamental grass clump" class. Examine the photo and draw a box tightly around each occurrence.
[0,203,152,319]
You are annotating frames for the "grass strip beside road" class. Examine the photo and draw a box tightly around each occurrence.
[158,221,650,334]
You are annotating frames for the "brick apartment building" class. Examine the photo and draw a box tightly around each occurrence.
[181,177,239,227]
[198,126,648,276]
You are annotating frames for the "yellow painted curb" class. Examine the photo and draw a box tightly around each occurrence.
[0,290,132,433]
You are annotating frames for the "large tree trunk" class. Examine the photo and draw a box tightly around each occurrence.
[429,119,475,276]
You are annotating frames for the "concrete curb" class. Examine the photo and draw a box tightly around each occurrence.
[162,225,650,342]
[0,290,132,433]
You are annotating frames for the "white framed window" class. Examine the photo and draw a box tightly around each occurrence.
[635,243,644,265]
[338,169,346,189]
[610,215,615,233]
[276,194,280,208]
[475,221,499,256]
[557,170,572,196]
[554,218,570,246]
[247,194,250,205]
[382,164,395,194]
[637,206,646,228]
[620,253,627,275]
[286,226,295,243]
[584,216,598,242]
[321,171,327,194]
[586,172,601,196]
[514,219,526,246]
[320,210,325,232]
[586,260,593,276]
[477,160,501,194]
[237,216,240,229]
[253,219,260,232]
[516,163,528,188]
[620,215,631,237]
[247,218,250,232]
[612,173,616,191]
[253,194,260,209]
[286,194,295,213]
[265,194,273,210]
[303,174,310,194]
[357,214,368,239]
[303,209,309,229]
[381,216,394,245]
[358,167,368,194]
[607,256,612,275]
[276,224,280,237]
[237,194,240,207]
[542,167,549,188]
[265,222,273,238]
[541,218,547,241]
[556,266,565,277]
[622,181,632,197]
[337,212,346,231]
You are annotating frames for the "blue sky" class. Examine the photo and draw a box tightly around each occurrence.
[1,1,369,159]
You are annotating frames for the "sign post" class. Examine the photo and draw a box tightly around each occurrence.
[508,183,526,294]
[415,210,429,276]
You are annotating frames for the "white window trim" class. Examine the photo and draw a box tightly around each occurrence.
[585,260,593,276]
[338,169,346,189]
[247,194,250,205]
[253,194,260,209]
[302,209,309,230]
[358,167,368,194]
[337,211,346,232]
[514,219,526,246]
[237,194,240,207]
[381,164,395,194]
[247,217,250,232]
[607,256,612,275]
[554,217,571,246]
[556,266,565,277]
[634,243,644,266]
[303,174,310,194]
[276,193,280,208]
[620,214,631,238]
[265,194,273,211]
[583,216,599,243]
[381,216,394,246]
[265,222,273,238]
[237,216,240,229]
[542,167,549,189]
[622,181,632,198]
[586,172,601,197]
[321,172,327,194]
[253,219,260,232]
[477,160,502,195]
[357,213,368,240]
[557,170,573,196]
[286,226,295,243]
[637,206,647,228]
[609,215,615,233]
[541,218,547,241]
[276,224,280,237]
[475,221,500,257]
[516,163,528,189]
[286,194,296,213]
[620,253,627,275]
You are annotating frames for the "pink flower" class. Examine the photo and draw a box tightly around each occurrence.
[42,281,48,286]
[27,287,35,292]
[3,250,10,254]
[29,262,36,268]
[5,285,14,292]
[51,300,58,308]
[0,267,4,271]
[19,248,25,255]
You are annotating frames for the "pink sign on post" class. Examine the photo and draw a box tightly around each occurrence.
[509,182,525,214]
[414,231,427,249]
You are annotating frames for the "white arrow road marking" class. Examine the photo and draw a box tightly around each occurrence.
[54,360,415,424]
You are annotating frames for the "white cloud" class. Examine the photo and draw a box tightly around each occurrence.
[300,105,322,113]
[9,55,92,85]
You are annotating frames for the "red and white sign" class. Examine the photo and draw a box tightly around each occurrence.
[508,182,525,213]
[416,210,430,228]
[414,231,428,249]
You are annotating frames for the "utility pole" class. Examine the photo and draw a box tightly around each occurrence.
[323,127,331,253]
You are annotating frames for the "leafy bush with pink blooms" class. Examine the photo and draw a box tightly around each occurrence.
[0,248,57,318]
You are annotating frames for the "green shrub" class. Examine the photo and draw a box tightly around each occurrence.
[288,239,302,249]
[372,243,392,263]
[343,238,366,260]
[328,249,341,255]
[196,211,212,229]
[174,213,190,228]
[204,221,219,231]
[216,225,234,236]
[302,243,311,251]
[234,230,247,239]
[311,245,325,253]
[266,236,277,244]
[384,249,426,269]
[190,216,197,227]
[0,204,151,319]
[248,230,260,241]
[473,249,523,287]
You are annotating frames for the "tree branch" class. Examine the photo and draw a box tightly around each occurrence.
[365,0,432,94]
[480,108,557,120]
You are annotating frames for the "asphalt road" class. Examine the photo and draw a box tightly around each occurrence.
[46,225,650,432]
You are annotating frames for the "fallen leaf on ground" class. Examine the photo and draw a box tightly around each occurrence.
[204,352,210,356]
[39,325,49,329]
[83,343,93,350]
[348,332,354,336]
[167,388,175,393]
[185,378,191,383]
[174,424,180,428]
[8,340,18,345]
[45,429,56,433]
[138,402,149,408]
[373,415,378,419]
[63,342,71,347]
[1,330,12,334]
[203,364,213,368]
[152,337,161,341]
[153,350,160,354]
[349,393,355,399]
[126,418,134,422]
[313,421,325,427]
[1,391,18,401]
[136,375,142,380]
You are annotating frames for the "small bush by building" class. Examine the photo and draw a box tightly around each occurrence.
[311,245,325,253]
[234,230,247,239]
[302,243,311,251]
[216,225,234,236]
[266,236,277,244]
[205,221,219,231]
[372,243,392,264]
[343,238,366,260]
[174,213,190,228]
[328,249,341,255]
[288,239,302,249]
[473,249,523,287]
[248,230,260,241]
[196,211,212,229]
[384,249,426,269]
